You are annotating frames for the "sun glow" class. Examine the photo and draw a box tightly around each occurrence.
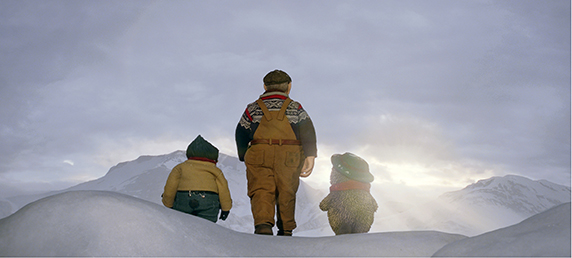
[371,161,446,186]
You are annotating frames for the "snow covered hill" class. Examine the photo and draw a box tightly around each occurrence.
[0,198,12,218]
[2,151,330,235]
[0,191,568,257]
[441,174,571,216]
[371,174,571,236]
[1,151,569,237]
[433,202,571,257]
[433,175,570,236]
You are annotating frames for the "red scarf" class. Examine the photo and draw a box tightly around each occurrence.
[330,180,371,192]
[188,157,217,164]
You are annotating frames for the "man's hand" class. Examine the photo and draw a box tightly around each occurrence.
[300,156,316,178]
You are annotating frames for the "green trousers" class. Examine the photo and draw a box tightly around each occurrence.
[173,191,220,223]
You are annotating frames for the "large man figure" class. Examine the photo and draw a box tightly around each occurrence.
[235,69,317,236]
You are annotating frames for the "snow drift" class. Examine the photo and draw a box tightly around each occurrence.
[434,202,571,257]
[3,151,569,238]
[0,190,465,257]
[1,152,330,236]
[1,191,569,257]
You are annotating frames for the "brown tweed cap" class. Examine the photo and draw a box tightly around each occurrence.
[263,70,292,86]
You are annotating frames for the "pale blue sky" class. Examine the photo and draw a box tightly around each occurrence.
[0,0,570,197]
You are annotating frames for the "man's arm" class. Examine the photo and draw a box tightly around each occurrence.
[235,124,251,162]
[296,103,317,178]
[299,119,317,157]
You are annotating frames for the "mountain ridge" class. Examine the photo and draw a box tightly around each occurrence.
[441,174,571,216]
[2,151,569,237]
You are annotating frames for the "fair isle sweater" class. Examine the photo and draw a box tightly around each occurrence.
[235,91,317,161]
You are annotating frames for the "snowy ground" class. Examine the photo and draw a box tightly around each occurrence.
[0,191,569,257]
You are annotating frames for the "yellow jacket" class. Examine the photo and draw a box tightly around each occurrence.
[162,159,232,211]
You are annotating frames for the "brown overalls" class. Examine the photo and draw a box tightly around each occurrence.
[244,98,304,232]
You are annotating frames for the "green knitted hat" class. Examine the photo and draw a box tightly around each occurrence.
[186,135,219,161]
[331,152,374,183]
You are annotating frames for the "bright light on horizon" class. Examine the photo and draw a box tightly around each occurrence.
[44,136,502,198]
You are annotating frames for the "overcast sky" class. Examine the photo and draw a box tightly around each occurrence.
[0,0,570,197]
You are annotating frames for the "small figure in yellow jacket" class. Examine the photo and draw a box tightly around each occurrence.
[162,135,232,222]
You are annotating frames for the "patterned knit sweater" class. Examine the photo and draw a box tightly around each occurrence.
[235,91,317,161]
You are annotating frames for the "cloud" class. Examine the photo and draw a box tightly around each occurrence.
[0,0,569,194]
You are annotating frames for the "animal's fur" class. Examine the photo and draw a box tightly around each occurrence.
[319,169,378,235]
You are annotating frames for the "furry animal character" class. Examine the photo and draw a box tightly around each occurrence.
[319,152,378,235]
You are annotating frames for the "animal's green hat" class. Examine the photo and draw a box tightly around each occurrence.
[331,152,374,183]
[186,135,219,162]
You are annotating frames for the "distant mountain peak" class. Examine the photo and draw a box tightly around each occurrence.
[464,174,535,190]
[440,174,571,217]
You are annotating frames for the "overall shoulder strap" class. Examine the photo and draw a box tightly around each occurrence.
[277,98,292,121]
[256,99,272,121]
